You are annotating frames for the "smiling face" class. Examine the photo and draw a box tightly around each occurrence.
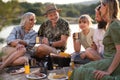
[78,15,93,31]
[24,15,36,31]
[79,17,90,31]
[47,10,59,24]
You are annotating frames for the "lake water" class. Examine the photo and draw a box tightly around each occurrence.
[0,24,97,53]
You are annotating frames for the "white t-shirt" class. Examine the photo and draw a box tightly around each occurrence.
[93,29,105,55]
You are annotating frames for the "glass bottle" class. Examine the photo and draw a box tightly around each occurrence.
[34,36,40,47]
[36,36,40,44]
[46,55,53,70]
[39,62,48,74]
[70,59,75,70]
[24,58,30,74]
[67,59,75,80]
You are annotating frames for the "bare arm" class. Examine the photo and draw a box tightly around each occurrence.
[9,39,27,47]
[41,34,68,48]
[73,39,81,52]
[107,45,120,74]
[52,35,68,47]
[19,40,27,46]
[94,45,120,80]
[72,33,81,52]
[9,40,19,47]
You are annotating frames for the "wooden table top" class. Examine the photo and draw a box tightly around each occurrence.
[0,67,71,80]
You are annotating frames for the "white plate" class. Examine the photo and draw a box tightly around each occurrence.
[26,73,46,80]
[48,77,68,80]
[10,68,25,75]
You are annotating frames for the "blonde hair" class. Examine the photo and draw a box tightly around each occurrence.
[101,0,120,22]
[20,12,36,26]
[79,14,93,26]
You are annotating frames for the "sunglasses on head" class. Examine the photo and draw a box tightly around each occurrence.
[101,0,108,6]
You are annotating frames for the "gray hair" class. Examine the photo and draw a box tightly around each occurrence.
[20,12,36,26]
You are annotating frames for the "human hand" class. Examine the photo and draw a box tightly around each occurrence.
[91,42,97,50]
[10,40,20,47]
[16,44,24,50]
[80,53,86,59]
[18,40,27,46]
[93,70,110,80]
[42,37,49,45]
[73,32,79,40]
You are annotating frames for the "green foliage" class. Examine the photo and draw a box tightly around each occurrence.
[0,49,4,58]
[36,16,46,24]
[0,38,4,43]
[0,1,102,30]
[0,0,21,29]
[0,39,4,57]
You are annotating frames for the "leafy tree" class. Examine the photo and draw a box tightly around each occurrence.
[0,1,103,31]
[0,0,21,30]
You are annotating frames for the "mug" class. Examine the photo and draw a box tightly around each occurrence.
[73,32,79,39]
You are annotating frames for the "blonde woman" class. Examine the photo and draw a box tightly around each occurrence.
[70,0,120,80]
[72,14,101,64]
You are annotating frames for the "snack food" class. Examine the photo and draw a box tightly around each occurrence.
[48,73,67,80]
[59,52,71,58]
[53,74,66,79]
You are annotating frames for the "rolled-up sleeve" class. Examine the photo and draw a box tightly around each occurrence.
[7,27,17,44]
[24,31,37,48]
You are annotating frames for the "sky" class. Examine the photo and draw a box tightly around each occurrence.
[3,0,94,4]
